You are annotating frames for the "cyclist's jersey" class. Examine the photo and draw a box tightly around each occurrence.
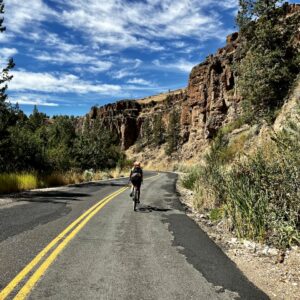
[130,167,143,185]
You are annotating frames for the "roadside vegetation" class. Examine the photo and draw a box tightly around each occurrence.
[181,0,300,249]
[236,0,300,123]
[0,1,134,195]
[182,119,300,248]
[0,97,134,194]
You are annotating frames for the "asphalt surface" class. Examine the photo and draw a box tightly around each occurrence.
[0,172,269,300]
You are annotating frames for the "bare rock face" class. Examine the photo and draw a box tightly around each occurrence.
[84,33,240,156]
[87,100,142,150]
[82,4,299,160]
[180,32,240,159]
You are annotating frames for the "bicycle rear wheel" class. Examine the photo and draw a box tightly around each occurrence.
[133,187,137,211]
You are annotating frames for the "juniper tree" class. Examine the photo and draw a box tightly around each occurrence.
[236,0,300,122]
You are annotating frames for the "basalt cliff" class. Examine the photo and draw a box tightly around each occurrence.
[81,4,300,164]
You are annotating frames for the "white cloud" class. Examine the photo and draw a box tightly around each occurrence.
[0,47,18,57]
[217,0,238,10]
[87,61,114,73]
[153,58,196,73]
[34,51,113,72]
[112,69,137,79]
[5,0,58,34]
[10,70,121,94]
[56,0,235,50]
[120,58,142,69]
[9,95,59,107]
[0,48,17,68]
[127,78,154,86]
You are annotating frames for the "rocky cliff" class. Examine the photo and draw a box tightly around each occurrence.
[83,3,300,162]
[84,31,240,160]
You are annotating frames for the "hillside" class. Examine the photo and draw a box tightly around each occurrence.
[136,88,186,105]
[83,3,300,169]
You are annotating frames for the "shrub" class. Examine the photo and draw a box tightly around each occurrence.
[42,172,68,187]
[83,169,94,182]
[209,208,224,222]
[236,1,300,122]
[184,120,300,248]
[181,167,201,190]
[65,170,84,184]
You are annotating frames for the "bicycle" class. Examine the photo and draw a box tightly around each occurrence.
[132,185,140,211]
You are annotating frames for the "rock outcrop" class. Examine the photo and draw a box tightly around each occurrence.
[85,32,240,159]
[83,3,300,161]
[180,32,240,159]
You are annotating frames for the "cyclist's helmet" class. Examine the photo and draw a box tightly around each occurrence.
[134,161,141,167]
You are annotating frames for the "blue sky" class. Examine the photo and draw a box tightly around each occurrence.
[1,0,298,116]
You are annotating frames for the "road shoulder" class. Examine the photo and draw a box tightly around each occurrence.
[176,180,300,300]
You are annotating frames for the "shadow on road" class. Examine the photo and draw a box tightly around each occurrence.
[136,205,172,213]
[72,181,128,188]
[14,191,90,203]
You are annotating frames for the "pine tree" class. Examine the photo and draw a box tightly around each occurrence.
[0,0,15,103]
[0,0,16,171]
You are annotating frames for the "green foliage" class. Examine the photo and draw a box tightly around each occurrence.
[219,118,246,135]
[73,120,122,170]
[237,0,282,32]
[209,208,224,222]
[0,4,125,184]
[165,109,180,155]
[236,0,300,122]
[0,0,14,103]
[27,106,47,131]
[117,155,134,170]
[0,2,16,168]
[224,138,300,248]
[8,125,47,172]
[181,167,201,190]
[45,116,76,171]
[0,104,125,176]
[186,119,300,248]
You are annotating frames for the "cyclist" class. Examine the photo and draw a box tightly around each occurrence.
[129,161,143,202]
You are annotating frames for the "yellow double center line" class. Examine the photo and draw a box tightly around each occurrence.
[0,186,128,300]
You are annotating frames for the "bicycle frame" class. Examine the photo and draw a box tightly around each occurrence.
[132,185,140,211]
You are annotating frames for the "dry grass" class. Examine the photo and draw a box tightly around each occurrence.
[192,182,220,212]
[65,171,84,184]
[0,173,38,194]
[109,167,122,178]
[0,166,139,195]
[41,172,68,187]
[219,133,249,163]
[143,162,167,171]
[137,88,186,104]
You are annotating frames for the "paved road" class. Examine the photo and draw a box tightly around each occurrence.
[0,172,269,300]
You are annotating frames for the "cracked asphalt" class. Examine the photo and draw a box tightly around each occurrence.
[0,172,269,299]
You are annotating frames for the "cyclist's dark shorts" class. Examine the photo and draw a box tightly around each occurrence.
[131,177,142,188]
